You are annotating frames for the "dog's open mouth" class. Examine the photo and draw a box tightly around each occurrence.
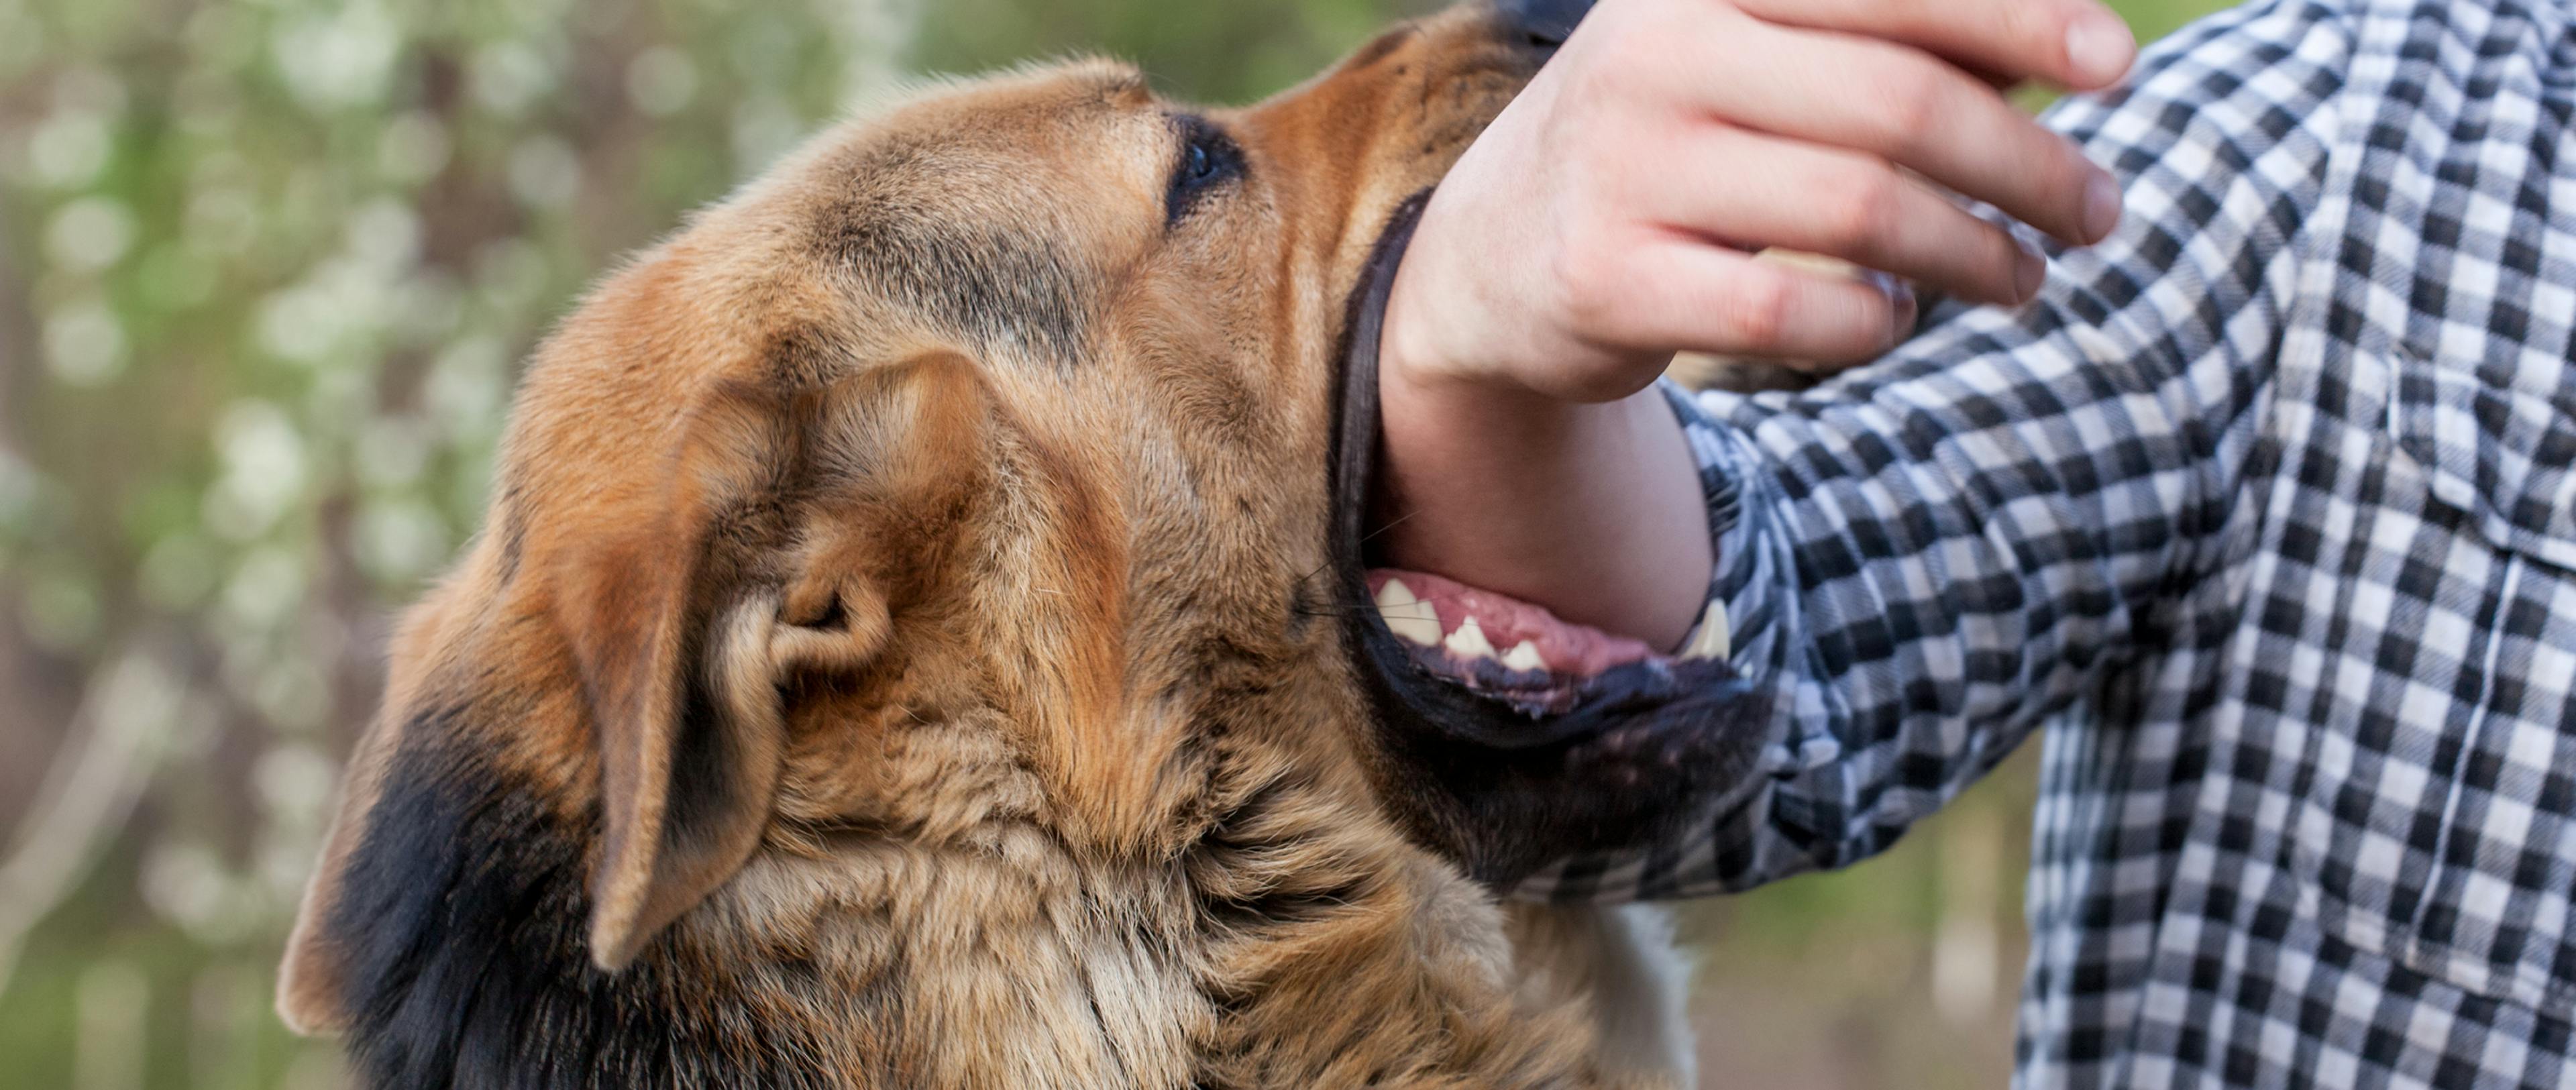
[1324,192,1733,720]
[1324,193,1770,885]
[1361,566,1729,716]
[1330,192,1743,731]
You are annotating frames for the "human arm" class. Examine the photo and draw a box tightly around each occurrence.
[1376,0,2137,649]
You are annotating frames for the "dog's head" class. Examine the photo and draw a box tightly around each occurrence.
[280,0,1750,1078]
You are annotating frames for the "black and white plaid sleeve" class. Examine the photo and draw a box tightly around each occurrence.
[1528,0,2576,1083]
[1521,0,2347,901]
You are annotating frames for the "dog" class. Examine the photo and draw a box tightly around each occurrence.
[276,1,1774,1085]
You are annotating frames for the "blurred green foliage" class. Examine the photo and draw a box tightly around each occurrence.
[914,0,1417,103]
[0,0,907,1083]
[0,0,2218,1085]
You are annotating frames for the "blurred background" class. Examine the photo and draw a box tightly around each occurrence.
[0,0,2222,1085]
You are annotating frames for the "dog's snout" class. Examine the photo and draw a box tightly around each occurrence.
[1495,0,1597,50]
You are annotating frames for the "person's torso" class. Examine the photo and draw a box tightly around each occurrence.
[2023,1,2576,1084]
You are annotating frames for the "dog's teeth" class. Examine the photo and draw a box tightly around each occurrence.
[1501,641,1546,672]
[1680,599,1731,662]
[1443,615,1497,660]
[1374,578,1442,646]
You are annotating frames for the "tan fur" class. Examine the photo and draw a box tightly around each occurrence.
[280,7,1696,1087]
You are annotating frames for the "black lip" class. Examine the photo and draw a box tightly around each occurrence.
[1324,192,1774,887]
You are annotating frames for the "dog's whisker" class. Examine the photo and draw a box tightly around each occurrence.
[1356,507,1421,546]
[1294,508,1425,590]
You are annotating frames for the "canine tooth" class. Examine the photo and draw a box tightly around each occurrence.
[1443,615,1498,660]
[1680,600,1731,662]
[1374,578,1442,646]
[1501,641,1546,672]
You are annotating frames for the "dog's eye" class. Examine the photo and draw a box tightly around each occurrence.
[1165,115,1243,227]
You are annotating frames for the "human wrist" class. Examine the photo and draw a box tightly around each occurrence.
[1373,372,1710,651]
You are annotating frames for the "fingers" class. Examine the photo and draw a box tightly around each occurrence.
[1674,15,2121,246]
[1731,0,2137,91]
[1633,126,2039,304]
[1377,0,2141,399]
[1560,229,1913,369]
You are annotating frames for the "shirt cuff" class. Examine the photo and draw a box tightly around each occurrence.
[1658,380,1841,780]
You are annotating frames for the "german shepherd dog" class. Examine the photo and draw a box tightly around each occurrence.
[277,0,1769,1085]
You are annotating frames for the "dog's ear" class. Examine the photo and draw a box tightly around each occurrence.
[569,353,988,969]
[275,353,985,1030]
[567,379,904,971]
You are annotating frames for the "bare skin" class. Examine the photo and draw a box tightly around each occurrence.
[1377,0,2137,649]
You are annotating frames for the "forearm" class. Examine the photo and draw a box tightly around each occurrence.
[1375,348,1711,651]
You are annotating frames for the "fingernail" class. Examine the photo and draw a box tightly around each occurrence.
[2083,170,2123,241]
[2064,13,2135,87]
[2015,246,2047,301]
[1887,280,1917,338]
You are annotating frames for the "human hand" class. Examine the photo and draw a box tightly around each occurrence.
[1383,0,2137,400]
[1369,0,2135,650]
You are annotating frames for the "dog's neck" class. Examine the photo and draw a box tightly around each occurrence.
[324,689,1614,1089]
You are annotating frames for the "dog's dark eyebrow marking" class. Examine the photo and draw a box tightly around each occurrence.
[816,143,1092,366]
[856,216,1089,364]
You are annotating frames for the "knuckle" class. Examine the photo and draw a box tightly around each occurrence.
[1821,170,1901,251]
[1550,238,1627,329]
[1717,274,1792,347]
[1874,66,1942,146]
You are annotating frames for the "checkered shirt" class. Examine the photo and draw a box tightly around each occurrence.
[1515,0,2576,1084]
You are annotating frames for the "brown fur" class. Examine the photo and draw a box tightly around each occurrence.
[279,6,1699,1087]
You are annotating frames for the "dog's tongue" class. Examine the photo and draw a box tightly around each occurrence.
[1362,567,1662,678]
